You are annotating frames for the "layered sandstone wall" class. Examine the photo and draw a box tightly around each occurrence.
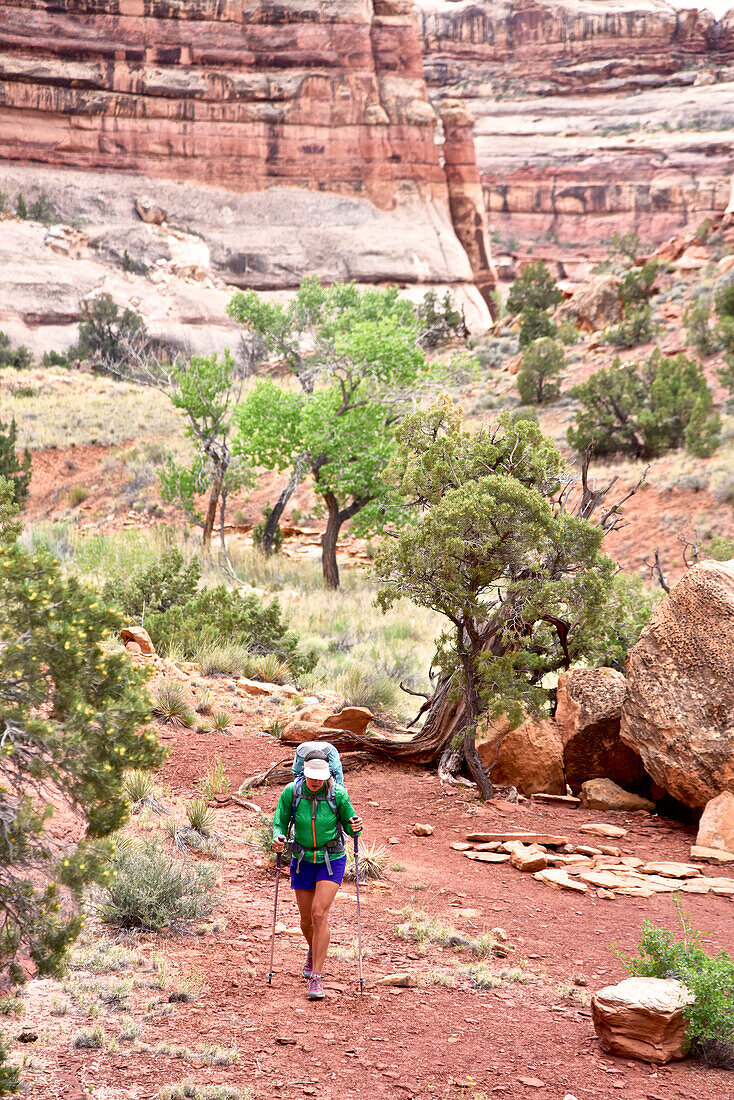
[417,0,734,244]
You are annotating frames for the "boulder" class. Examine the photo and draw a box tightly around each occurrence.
[120,626,155,656]
[412,823,434,837]
[135,197,167,225]
[556,275,622,333]
[620,559,734,809]
[279,719,364,751]
[579,779,655,813]
[696,792,734,855]
[323,707,374,737]
[591,978,693,1064]
[506,842,548,872]
[556,667,646,794]
[477,716,565,796]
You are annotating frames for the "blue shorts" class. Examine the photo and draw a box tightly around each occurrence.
[290,855,347,891]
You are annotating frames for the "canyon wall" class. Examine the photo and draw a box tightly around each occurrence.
[0,0,496,314]
[418,0,734,245]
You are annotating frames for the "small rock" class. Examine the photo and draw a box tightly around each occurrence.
[577,845,602,856]
[506,841,548,872]
[573,976,587,987]
[464,852,511,864]
[516,1077,544,1088]
[598,845,622,857]
[639,862,702,879]
[450,842,474,851]
[690,844,734,863]
[374,973,418,988]
[579,823,627,838]
[597,888,616,900]
[125,640,143,655]
[16,1030,38,1043]
[412,823,434,837]
[491,927,508,941]
[580,778,655,813]
[135,196,167,224]
[120,625,155,656]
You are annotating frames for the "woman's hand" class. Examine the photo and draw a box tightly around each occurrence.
[272,834,286,854]
[350,815,363,835]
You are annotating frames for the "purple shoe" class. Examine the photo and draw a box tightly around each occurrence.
[307,974,325,1001]
[302,949,313,979]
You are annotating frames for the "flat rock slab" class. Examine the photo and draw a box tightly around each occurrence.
[530,793,581,807]
[374,973,418,988]
[464,852,511,864]
[450,842,474,851]
[466,832,568,847]
[690,844,734,863]
[533,868,588,893]
[639,862,702,878]
[579,823,628,838]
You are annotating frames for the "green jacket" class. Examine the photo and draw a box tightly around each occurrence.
[272,780,357,865]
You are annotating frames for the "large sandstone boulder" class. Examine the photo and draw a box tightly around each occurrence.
[696,791,734,854]
[620,559,734,809]
[556,275,622,333]
[580,778,655,813]
[591,978,693,1064]
[477,717,565,796]
[120,626,155,656]
[556,668,645,794]
[280,705,375,751]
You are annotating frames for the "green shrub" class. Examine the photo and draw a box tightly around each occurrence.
[0,332,31,370]
[601,305,654,347]
[153,678,195,727]
[69,485,89,507]
[619,261,658,311]
[610,230,641,264]
[417,289,467,347]
[15,195,26,220]
[103,547,200,618]
[146,584,313,677]
[211,710,231,732]
[577,573,662,672]
[517,337,564,405]
[42,349,74,369]
[333,664,399,716]
[122,769,165,814]
[28,193,56,224]
[76,293,148,369]
[198,757,230,801]
[185,799,216,837]
[507,261,562,315]
[617,905,734,1066]
[714,279,734,321]
[518,305,556,348]
[0,416,31,509]
[568,349,719,460]
[121,250,149,277]
[0,1036,19,1096]
[344,840,388,881]
[684,297,718,356]
[100,843,217,931]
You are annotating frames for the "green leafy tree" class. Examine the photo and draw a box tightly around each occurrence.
[0,333,31,370]
[375,397,620,798]
[619,261,658,311]
[0,418,31,510]
[517,337,564,405]
[76,294,148,369]
[0,536,163,985]
[578,573,662,672]
[568,350,719,460]
[230,282,432,588]
[507,261,562,315]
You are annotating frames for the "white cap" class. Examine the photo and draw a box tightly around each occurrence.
[303,759,331,781]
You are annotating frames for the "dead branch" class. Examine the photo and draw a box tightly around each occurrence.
[643,547,670,593]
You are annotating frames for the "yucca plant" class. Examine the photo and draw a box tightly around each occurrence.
[186,798,216,838]
[153,678,195,727]
[122,769,166,814]
[212,711,231,733]
[344,840,388,881]
[250,653,290,685]
[194,684,212,715]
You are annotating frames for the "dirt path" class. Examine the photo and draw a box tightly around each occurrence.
[10,694,734,1100]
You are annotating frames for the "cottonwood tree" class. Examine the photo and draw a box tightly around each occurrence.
[118,350,249,551]
[373,398,643,798]
[0,510,162,985]
[231,282,435,586]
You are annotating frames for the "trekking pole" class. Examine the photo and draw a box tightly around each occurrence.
[266,851,282,985]
[353,835,364,994]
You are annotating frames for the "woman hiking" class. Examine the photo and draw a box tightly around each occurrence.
[272,754,362,1001]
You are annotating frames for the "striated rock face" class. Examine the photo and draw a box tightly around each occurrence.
[621,559,734,810]
[417,0,734,244]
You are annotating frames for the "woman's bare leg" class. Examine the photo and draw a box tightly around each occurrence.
[294,889,315,952]
[310,879,340,976]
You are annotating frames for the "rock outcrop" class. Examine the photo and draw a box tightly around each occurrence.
[556,275,622,333]
[621,559,734,810]
[591,978,693,1064]
[477,716,565,796]
[696,791,734,854]
[417,0,734,244]
[556,668,646,795]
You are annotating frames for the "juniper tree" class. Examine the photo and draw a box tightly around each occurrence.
[374,398,629,798]
[0,417,31,510]
[0,533,163,984]
[517,337,564,405]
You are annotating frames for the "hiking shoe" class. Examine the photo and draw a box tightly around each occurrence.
[307,975,325,1001]
[302,950,313,979]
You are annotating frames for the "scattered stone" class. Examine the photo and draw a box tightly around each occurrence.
[466,832,568,847]
[491,927,508,942]
[16,1030,38,1044]
[696,792,734,855]
[620,559,734,810]
[678,879,711,895]
[475,842,503,851]
[464,852,511,864]
[580,779,655,813]
[374,973,418,988]
[412,823,434,837]
[598,845,622,857]
[450,842,474,851]
[530,792,580,807]
[690,844,734,864]
[639,862,702,879]
[546,854,593,867]
[577,845,603,856]
[533,868,588,894]
[597,888,616,900]
[556,666,645,793]
[322,706,374,736]
[120,625,155,656]
[618,856,644,869]
[591,977,694,1064]
[274,922,301,936]
[505,842,548,873]
[700,876,734,896]
[516,1078,545,1089]
[239,678,282,697]
[579,823,627,838]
